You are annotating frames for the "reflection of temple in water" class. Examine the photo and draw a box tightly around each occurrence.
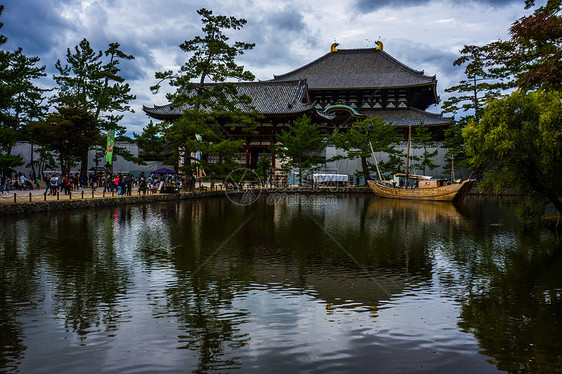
[192,196,430,317]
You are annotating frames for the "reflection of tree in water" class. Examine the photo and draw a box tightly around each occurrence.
[137,199,251,372]
[436,217,562,372]
[165,275,249,373]
[45,211,132,338]
[0,222,40,371]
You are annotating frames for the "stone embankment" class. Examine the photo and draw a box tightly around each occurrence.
[0,187,372,216]
[0,191,223,216]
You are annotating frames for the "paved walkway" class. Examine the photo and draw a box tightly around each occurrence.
[0,187,151,204]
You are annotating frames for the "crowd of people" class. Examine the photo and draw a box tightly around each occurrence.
[0,172,183,196]
[1,173,39,194]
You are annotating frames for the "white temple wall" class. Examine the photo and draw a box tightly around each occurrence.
[8,141,169,176]
[321,143,469,179]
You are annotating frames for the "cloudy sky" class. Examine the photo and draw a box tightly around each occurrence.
[2,0,540,135]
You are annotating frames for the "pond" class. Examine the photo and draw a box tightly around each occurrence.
[0,194,561,373]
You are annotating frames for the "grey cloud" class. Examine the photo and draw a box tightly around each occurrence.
[3,0,76,56]
[240,8,319,73]
[268,9,308,32]
[355,0,521,12]
[384,39,465,102]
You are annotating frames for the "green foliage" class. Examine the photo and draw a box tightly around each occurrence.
[52,38,136,175]
[0,154,23,175]
[505,0,562,91]
[30,105,99,176]
[274,115,325,183]
[53,39,135,118]
[449,1,561,98]
[443,45,508,118]
[152,8,257,178]
[255,153,271,185]
[379,152,404,179]
[411,123,439,175]
[27,145,56,178]
[134,121,167,161]
[442,117,470,179]
[0,7,47,159]
[445,1,561,120]
[331,117,401,182]
[463,90,562,214]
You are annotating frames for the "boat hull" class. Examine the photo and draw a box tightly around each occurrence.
[367,179,474,202]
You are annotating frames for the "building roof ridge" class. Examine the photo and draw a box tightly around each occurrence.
[407,106,454,121]
[198,79,308,86]
[273,48,436,83]
[272,51,333,81]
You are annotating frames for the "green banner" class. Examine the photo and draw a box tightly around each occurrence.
[105,129,115,164]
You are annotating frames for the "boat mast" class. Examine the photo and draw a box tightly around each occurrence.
[369,142,383,181]
[405,125,411,186]
[451,155,455,182]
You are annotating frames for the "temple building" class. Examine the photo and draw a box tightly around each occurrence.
[143,42,453,172]
[271,42,452,135]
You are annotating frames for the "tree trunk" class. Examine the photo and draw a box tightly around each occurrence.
[80,150,89,179]
[361,157,369,185]
[30,143,37,181]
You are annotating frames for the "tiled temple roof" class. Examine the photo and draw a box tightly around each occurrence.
[273,48,436,90]
[143,80,333,120]
[366,108,454,127]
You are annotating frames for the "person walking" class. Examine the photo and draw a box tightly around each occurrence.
[19,173,27,190]
[63,175,71,195]
[44,174,51,195]
[50,174,58,195]
[4,176,11,194]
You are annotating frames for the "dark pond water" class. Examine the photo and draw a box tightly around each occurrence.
[0,194,561,373]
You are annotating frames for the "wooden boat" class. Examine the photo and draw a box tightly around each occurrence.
[367,178,474,202]
[367,125,474,202]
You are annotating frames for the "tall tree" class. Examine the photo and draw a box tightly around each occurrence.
[134,121,167,161]
[458,0,562,94]
[498,0,561,91]
[411,123,439,176]
[442,117,470,180]
[255,153,271,186]
[52,38,135,176]
[275,115,325,185]
[30,105,99,176]
[0,6,47,176]
[463,90,562,215]
[151,8,258,180]
[442,44,508,119]
[444,0,560,120]
[331,117,401,183]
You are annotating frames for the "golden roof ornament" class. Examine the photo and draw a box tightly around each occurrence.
[330,42,339,52]
[375,41,383,50]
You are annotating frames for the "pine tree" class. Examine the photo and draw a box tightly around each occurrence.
[52,38,136,176]
[151,8,258,180]
[442,44,508,119]
[331,117,401,183]
[411,123,439,176]
[134,121,167,161]
[275,115,325,185]
[0,6,47,176]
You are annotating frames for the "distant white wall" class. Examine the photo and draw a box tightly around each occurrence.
[9,141,172,176]
[321,143,469,179]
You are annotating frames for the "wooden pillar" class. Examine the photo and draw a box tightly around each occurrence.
[245,143,250,169]
[271,121,277,170]
[270,137,276,169]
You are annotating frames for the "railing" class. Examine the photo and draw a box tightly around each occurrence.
[0,183,374,205]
